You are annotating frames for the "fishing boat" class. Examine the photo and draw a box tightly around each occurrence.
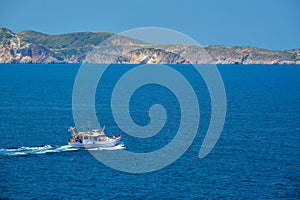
[67,122,121,148]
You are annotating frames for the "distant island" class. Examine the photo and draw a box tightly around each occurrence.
[0,28,299,64]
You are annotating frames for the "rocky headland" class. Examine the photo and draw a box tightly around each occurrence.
[1,28,299,64]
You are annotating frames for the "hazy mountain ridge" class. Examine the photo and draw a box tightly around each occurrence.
[0,28,299,64]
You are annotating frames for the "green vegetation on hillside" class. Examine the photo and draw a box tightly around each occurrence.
[0,28,299,64]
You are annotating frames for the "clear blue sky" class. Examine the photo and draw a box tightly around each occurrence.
[1,0,299,50]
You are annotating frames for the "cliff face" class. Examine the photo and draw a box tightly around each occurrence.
[203,46,300,64]
[0,28,62,63]
[0,28,299,64]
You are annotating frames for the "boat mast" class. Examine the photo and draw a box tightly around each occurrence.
[87,121,92,134]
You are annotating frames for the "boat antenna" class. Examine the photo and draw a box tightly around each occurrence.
[101,125,106,134]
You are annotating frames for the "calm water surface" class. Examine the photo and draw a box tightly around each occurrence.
[0,64,299,199]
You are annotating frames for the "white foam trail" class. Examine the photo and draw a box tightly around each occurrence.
[13,152,27,155]
[0,145,79,156]
[0,144,125,156]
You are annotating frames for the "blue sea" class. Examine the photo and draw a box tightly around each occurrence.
[0,64,299,199]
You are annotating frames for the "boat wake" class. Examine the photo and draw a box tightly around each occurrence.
[0,144,125,156]
[0,145,78,156]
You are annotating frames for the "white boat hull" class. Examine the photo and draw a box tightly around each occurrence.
[68,137,121,149]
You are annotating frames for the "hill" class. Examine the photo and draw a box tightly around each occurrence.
[0,28,299,64]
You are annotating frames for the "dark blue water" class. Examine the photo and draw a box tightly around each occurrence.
[0,64,299,199]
